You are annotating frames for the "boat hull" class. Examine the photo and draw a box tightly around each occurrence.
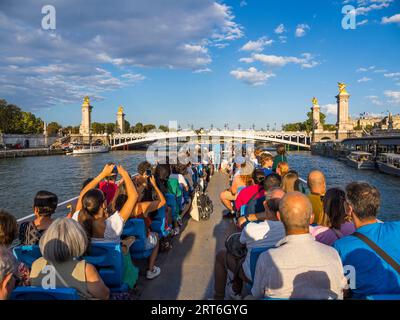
[72,146,110,155]
[345,158,375,170]
[377,162,400,177]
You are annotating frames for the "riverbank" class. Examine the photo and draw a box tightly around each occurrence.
[0,148,66,158]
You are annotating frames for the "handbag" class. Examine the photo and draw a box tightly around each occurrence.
[225,232,247,259]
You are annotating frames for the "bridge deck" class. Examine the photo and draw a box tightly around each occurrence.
[138,172,235,300]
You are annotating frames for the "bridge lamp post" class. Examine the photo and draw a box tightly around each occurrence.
[267,124,270,131]
[274,122,276,131]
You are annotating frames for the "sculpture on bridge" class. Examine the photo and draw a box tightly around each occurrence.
[312,97,318,106]
[338,82,348,94]
[83,96,90,106]
[118,105,124,114]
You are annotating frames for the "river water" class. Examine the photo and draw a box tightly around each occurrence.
[1,151,399,221]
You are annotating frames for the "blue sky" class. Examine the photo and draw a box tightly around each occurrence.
[0,0,399,129]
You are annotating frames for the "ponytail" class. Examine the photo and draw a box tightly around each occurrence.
[78,189,105,239]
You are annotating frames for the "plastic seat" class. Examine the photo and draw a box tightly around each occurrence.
[240,205,247,217]
[245,247,271,291]
[11,287,79,300]
[84,242,127,292]
[366,294,400,300]
[150,205,170,237]
[13,245,41,268]
[122,218,153,259]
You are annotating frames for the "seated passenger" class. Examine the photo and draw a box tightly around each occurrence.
[235,169,266,214]
[281,171,299,193]
[251,192,347,300]
[214,188,286,300]
[307,170,329,226]
[19,190,58,245]
[0,210,30,286]
[310,188,355,246]
[30,218,110,300]
[0,246,17,300]
[258,153,273,177]
[99,166,118,207]
[276,161,289,177]
[333,182,400,298]
[73,164,138,242]
[272,144,287,172]
[220,160,254,217]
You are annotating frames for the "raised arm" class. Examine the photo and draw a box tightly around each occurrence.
[117,165,138,222]
[75,164,114,212]
[132,176,166,217]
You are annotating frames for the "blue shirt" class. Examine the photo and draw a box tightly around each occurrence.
[333,222,400,298]
[261,167,272,177]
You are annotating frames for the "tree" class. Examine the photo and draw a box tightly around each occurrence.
[283,111,330,133]
[92,122,105,134]
[47,122,62,136]
[18,112,43,134]
[159,125,169,132]
[0,100,22,133]
[131,122,144,133]
[124,120,130,133]
[105,123,116,134]
[143,124,156,133]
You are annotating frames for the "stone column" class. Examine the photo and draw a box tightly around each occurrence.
[336,82,352,140]
[80,96,93,142]
[117,106,125,134]
[311,97,322,142]
[43,121,48,147]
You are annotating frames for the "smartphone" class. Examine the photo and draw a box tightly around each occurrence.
[146,169,152,177]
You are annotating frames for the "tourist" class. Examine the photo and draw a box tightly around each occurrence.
[250,192,347,299]
[135,161,154,201]
[258,153,273,177]
[263,173,282,191]
[0,210,30,286]
[220,160,254,217]
[0,246,17,300]
[310,188,355,246]
[333,182,400,298]
[30,218,110,300]
[19,190,58,245]
[154,163,173,226]
[235,169,266,215]
[276,161,289,177]
[272,144,288,172]
[307,170,329,226]
[281,171,299,193]
[236,187,285,229]
[73,164,138,242]
[99,165,118,206]
[214,188,286,300]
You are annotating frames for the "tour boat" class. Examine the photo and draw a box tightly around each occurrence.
[345,151,375,170]
[72,144,110,155]
[376,153,400,177]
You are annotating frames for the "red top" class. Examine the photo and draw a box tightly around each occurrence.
[235,184,265,211]
[99,180,118,205]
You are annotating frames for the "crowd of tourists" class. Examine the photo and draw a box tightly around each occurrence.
[215,145,400,300]
[0,157,209,300]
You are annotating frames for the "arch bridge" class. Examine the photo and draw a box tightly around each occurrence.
[110,130,311,150]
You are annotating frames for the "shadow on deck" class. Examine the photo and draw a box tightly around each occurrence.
[136,172,236,300]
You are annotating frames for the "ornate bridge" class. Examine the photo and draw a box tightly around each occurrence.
[110,129,311,150]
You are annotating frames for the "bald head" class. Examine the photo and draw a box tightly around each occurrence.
[267,187,286,200]
[278,192,313,233]
[307,170,326,194]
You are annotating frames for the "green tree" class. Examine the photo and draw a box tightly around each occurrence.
[131,122,144,133]
[92,122,105,134]
[105,123,116,134]
[18,112,43,134]
[158,125,169,132]
[143,124,156,133]
[0,99,23,133]
[124,120,131,133]
[47,122,62,136]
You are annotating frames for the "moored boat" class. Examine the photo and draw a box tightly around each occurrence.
[345,151,375,170]
[376,153,400,177]
[72,144,110,155]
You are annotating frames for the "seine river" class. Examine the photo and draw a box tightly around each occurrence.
[1,151,399,221]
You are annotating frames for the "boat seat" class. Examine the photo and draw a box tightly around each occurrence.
[13,245,41,268]
[122,218,153,259]
[150,205,170,238]
[245,247,271,291]
[366,294,400,300]
[11,287,79,300]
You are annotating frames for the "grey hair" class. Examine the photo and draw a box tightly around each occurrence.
[0,246,17,284]
[39,217,88,263]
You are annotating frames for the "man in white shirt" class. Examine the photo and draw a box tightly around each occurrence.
[250,192,348,300]
[213,188,286,300]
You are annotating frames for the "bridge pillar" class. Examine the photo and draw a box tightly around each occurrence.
[79,96,92,143]
[336,82,353,140]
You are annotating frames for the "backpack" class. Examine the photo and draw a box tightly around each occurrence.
[197,190,213,220]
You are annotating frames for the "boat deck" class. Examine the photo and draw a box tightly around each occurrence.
[138,172,235,300]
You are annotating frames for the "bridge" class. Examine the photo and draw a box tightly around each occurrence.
[110,129,311,150]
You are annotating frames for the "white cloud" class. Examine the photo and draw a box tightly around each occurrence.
[295,24,310,37]
[384,72,400,78]
[358,76,372,82]
[0,1,244,109]
[245,52,319,68]
[240,37,273,52]
[278,36,287,43]
[240,1,248,7]
[356,0,393,16]
[357,19,369,26]
[382,13,400,24]
[274,24,286,34]
[365,95,384,106]
[321,103,337,115]
[384,90,400,104]
[230,67,275,86]
[193,68,212,74]
[357,66,375,72]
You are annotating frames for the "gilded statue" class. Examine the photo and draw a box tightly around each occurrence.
[118,105,124,113]
[312,97,318,105]
[338,82,348,94]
